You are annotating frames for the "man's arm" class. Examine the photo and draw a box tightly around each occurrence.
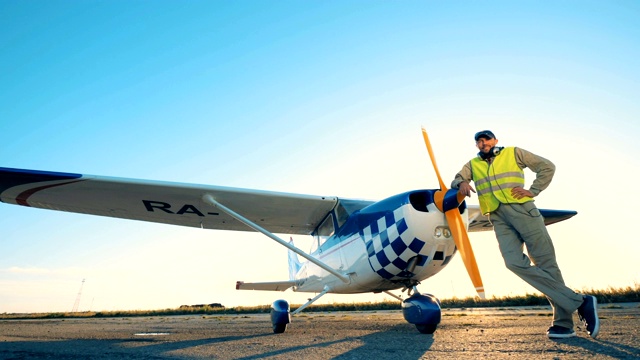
[515,147,556,196]
[452,162,476,197]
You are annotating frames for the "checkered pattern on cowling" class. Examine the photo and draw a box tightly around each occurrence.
[361,208,426,280]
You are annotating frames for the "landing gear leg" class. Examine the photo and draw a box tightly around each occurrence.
[292,286,331,315]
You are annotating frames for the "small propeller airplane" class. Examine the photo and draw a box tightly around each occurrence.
[0,128,576,334]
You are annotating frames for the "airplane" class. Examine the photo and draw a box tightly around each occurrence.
[0,128,576,334]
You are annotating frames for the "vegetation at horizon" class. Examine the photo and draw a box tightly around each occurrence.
[2,284,638,320]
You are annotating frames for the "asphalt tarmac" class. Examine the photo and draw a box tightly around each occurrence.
[1,304,639,359]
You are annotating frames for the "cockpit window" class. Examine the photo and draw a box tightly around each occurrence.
[317,213,335,238]
[315,213,335,249]
[335,202,349,228]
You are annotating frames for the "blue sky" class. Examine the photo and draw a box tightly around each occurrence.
[1,1,639,313]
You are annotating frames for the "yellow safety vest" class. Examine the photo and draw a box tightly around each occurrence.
[470,147,532,214]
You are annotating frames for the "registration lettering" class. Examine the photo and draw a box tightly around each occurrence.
[142,200,218,216]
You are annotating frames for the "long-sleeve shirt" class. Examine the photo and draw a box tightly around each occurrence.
[451,147,556,197]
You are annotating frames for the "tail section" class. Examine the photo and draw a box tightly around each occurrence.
[288,237,302,280]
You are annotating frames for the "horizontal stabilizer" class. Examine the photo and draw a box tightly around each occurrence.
[468,205,577,232]
[235,280,298,292]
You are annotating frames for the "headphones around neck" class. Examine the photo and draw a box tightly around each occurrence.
[478,146,504,160]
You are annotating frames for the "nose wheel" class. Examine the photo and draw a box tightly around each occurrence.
[415,323,438,334]
[402,292,441,334]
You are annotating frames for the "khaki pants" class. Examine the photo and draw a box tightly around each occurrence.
[491,202,584,329]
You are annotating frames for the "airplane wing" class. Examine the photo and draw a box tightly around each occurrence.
[1,167,576,236]
[0,167,343,235]
[467,205,577,232]
[236,280,298,291]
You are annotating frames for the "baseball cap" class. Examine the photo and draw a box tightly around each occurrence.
[474,130,496,141]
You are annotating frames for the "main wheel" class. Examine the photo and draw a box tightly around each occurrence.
[270,299,291,334]
[273,323,287,333]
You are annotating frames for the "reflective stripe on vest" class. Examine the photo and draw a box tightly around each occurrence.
[470,147,531,214]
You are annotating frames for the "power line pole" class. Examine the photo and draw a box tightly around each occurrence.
[71,279,85,313]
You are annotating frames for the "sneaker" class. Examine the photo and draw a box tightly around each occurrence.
[577,295,600,338]
[547,325,576,339]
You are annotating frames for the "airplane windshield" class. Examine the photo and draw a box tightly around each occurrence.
[335,202,349,228]
[312,213,335,252]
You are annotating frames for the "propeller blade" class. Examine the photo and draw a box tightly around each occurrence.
[421,127,447,191]
[421,126,486,299]
[445,210,485,299]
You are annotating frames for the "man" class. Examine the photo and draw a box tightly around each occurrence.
[451,130,599,339]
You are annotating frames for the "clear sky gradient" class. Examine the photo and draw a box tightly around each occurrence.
[1,1,639,313]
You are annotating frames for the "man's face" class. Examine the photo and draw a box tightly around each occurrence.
[476,137,498,153]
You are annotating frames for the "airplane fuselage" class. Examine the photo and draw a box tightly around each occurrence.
[293,190,464,294]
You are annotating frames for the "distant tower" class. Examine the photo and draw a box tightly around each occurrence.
[71,279,85,312]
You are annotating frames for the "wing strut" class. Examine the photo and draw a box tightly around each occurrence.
[202,194,349,284]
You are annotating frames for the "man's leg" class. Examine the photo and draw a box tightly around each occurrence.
[491,204,583,329]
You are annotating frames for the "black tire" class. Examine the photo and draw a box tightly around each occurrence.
[415,324,437,334]
[273,323,287,334]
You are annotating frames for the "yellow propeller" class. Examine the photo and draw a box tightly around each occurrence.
[421,127,485,299]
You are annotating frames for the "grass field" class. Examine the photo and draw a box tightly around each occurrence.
[2,284,638,320]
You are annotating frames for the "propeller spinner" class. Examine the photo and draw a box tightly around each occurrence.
[421,127,486,299]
